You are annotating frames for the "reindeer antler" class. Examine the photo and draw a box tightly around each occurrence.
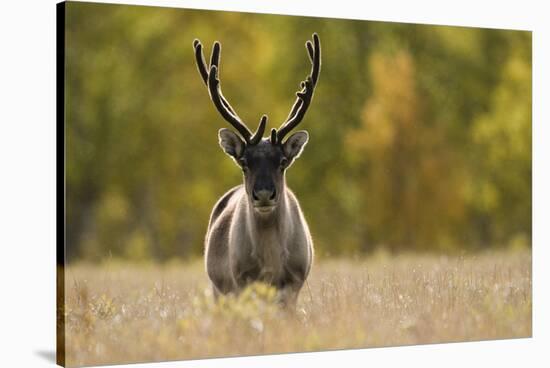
[273,33,321,144]
[193,39,266,145]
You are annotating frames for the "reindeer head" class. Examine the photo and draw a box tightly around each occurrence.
[193,34,321,214]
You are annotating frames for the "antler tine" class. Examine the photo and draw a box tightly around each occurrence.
[270,128,277,144]
[193,40,240,117]
[207,65,252,141]
[194,39,255,142]
[309,33,321,85]
[250,115,268,145]
[193,39,209,84]
[210,41,221,69]
[276,33,321,143]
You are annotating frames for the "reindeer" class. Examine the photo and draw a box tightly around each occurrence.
[193,34,321,307]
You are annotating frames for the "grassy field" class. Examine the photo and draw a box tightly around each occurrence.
[62,249,531,367]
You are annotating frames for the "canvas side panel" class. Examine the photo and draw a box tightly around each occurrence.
[56,2,66,367]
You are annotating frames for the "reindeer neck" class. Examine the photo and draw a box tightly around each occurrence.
[245,188,290,266]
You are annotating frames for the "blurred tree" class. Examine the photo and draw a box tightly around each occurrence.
[347,50,465,252]
[468,32,532,247]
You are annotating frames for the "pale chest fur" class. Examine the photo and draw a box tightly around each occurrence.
[250,226,288,283]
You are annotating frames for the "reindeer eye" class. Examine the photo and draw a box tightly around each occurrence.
[280,158,288,168]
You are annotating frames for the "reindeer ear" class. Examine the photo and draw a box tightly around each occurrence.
[283,131,309,162]
[219,128,245,158]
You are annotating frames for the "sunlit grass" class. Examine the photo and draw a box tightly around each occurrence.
[63,249,531,367]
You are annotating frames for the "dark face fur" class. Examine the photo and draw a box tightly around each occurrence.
[219,128,308,215]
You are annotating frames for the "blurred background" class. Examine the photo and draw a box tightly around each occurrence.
[65,2,531,263]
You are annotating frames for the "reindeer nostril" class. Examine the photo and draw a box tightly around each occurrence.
[252,190,259,201]
[269,189,276,200]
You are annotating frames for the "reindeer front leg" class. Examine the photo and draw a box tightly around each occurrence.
[232,259,261,291]
[276,284,302,309]
[276,264,308,309]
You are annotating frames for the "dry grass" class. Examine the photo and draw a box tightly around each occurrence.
[63,249,531,367]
